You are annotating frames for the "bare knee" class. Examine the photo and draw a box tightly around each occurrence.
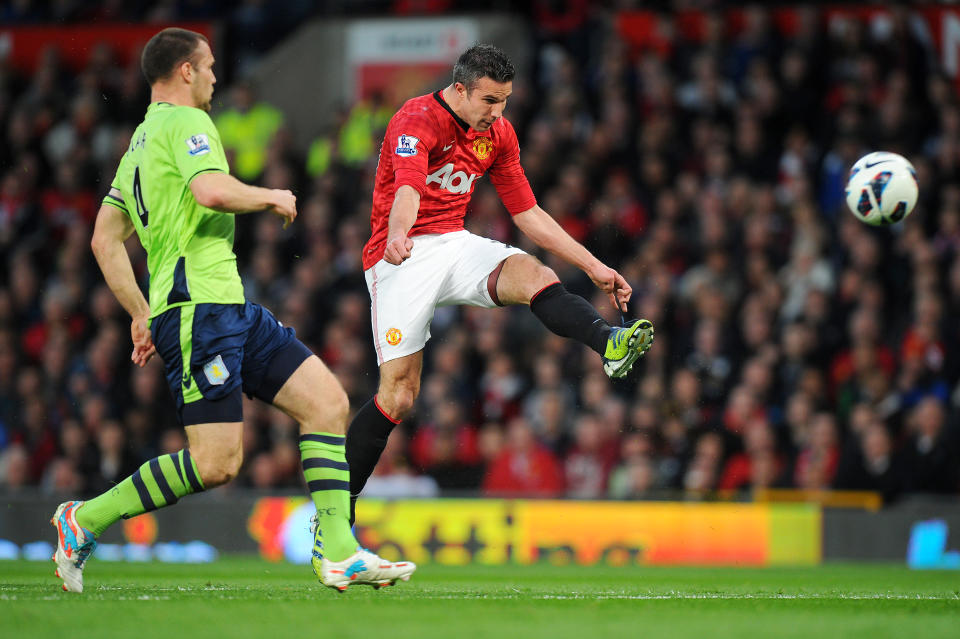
[306,384,349,434]
[330,386,350,427]
[499,254,560,305]
[274,355,351,435]
[518,264,560,305]
[192,446,242,488]
[377,381,418,421]
[534,265,559,290]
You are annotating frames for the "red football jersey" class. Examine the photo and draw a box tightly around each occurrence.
[362,91,537,269]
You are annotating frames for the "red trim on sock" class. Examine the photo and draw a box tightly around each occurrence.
[373,395,402,424]
[529,281,562,304]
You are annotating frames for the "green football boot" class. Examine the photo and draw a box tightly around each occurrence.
[602,319,655,379]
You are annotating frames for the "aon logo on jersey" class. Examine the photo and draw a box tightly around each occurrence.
[427,163,478,195]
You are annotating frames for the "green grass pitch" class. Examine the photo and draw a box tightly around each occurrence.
[2,558,958,639]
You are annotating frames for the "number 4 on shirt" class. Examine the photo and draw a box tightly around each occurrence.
[132,166,149,228]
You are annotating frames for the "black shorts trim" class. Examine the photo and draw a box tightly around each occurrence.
[182,386,243,425]
[256,339,313,403]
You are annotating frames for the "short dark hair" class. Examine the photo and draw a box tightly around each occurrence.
[141,28,208,85]
[452,44,514,90]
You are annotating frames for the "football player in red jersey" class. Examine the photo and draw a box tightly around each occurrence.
[346,45,654,524]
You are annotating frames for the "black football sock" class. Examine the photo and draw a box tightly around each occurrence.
[345,395,400,525]
[529,283,611,355]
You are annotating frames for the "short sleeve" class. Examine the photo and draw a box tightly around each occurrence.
[170,108,229,186]
[387,109,439,195]
[101,174,127,213]
[488,118,536,215]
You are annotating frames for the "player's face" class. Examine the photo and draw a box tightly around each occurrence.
[460,77,512,131]
[189,41,216,112]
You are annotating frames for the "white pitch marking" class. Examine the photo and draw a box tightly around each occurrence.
[420,592,959,601]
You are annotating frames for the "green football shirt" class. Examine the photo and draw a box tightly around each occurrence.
[103,102,244,318]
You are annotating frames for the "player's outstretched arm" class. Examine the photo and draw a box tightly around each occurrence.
[512,205,631,311]
[383,184,419,265]
[190,172,297,228]
[90,204,156,366]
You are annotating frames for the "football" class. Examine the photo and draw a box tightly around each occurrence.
[845,151,918,225]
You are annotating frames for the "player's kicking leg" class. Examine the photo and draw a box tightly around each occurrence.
[495,254,654,377]
[271,353,415,591]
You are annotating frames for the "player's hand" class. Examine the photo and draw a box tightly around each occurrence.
[588,263,632,312]
[131,315,156,367]
[384,234,414,265]
[268,189,297,229]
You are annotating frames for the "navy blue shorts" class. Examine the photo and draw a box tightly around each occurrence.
[151,301,312,426]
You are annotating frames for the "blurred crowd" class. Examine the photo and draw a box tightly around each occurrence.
[2,4,960,504]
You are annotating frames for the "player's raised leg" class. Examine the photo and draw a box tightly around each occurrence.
[494,254,654,378]
[272,354,416,590]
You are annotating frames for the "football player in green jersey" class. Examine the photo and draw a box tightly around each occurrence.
[51,27,414,594]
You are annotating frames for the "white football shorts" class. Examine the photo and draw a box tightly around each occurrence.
[365,230,525,365]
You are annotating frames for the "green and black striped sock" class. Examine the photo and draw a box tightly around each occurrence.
[76,449,205,537]
[300,432,356,561]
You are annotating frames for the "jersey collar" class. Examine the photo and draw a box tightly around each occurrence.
[433,91,471,133]
[147,101,175,114]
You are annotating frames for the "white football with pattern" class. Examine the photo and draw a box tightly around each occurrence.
[845,151,918,226]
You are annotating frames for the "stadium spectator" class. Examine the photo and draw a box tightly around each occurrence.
[563,411,618,498]
[608,431,659,499]
[482,416,564,497]
[0,443,30,491]
[408,400,483,490]
[608,454,657,500]
[683,431,724,497]
[902,397,960,493]
[685,318,733,407]
[362,426,439,499]
[718,417,784,492]
[88,419,138,495]
[793,412,840,491]
[835,422,909,502]
[214,83,284,181]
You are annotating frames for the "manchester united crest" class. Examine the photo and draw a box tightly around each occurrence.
[385,328,402,346]
[472,137,493,160]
